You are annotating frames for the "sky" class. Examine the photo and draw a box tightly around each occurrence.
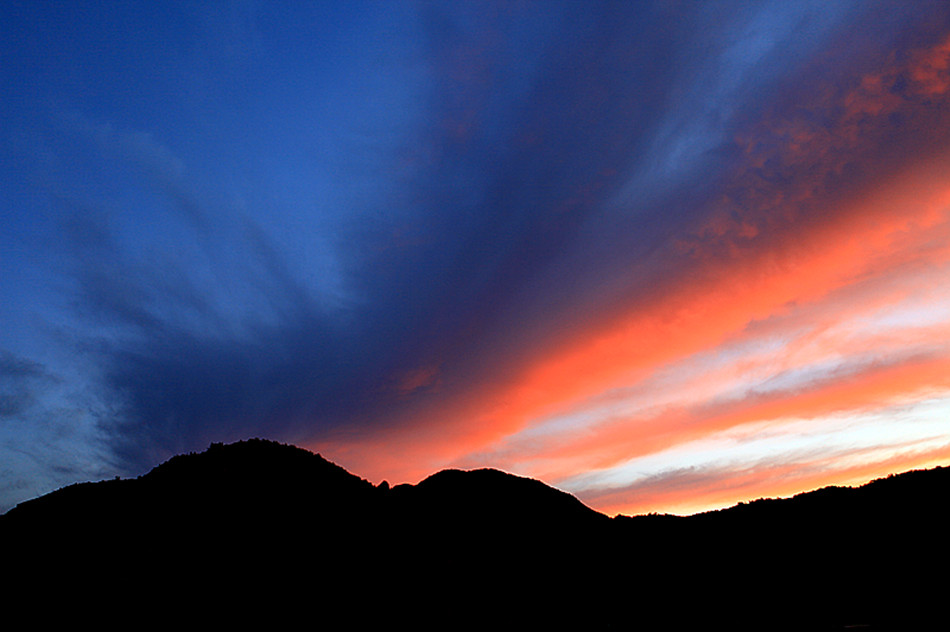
[2,1,950,516]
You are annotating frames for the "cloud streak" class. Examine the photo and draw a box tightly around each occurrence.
[308,9,950,514]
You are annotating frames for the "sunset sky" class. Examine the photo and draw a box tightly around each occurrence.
[3,1,950,516]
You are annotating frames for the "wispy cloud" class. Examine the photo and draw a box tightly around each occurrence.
[308,16,950,515]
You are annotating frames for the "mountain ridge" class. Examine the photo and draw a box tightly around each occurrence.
[6,437,945,523]
[3,438,946,630]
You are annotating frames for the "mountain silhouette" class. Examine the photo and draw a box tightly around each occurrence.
[2,439,946,630]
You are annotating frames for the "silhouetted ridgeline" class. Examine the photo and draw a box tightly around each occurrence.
[2,439,946,630]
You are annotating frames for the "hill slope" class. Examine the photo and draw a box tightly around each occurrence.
[2,439,946,630]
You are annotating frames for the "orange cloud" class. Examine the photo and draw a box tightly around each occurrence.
[480,161,950,446]
[547,353,950,473]
[309,34,950,514]
[315,159,950,493]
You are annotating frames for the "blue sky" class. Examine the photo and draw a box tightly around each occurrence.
[3,1,950,515]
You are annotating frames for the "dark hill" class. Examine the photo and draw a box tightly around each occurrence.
[2,439,947,630]
[402,467,609,527]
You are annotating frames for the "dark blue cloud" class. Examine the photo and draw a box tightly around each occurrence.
[0,350,57,419]
[42,2,721,475]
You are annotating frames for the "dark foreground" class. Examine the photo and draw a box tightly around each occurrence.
[2,439,946,630]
